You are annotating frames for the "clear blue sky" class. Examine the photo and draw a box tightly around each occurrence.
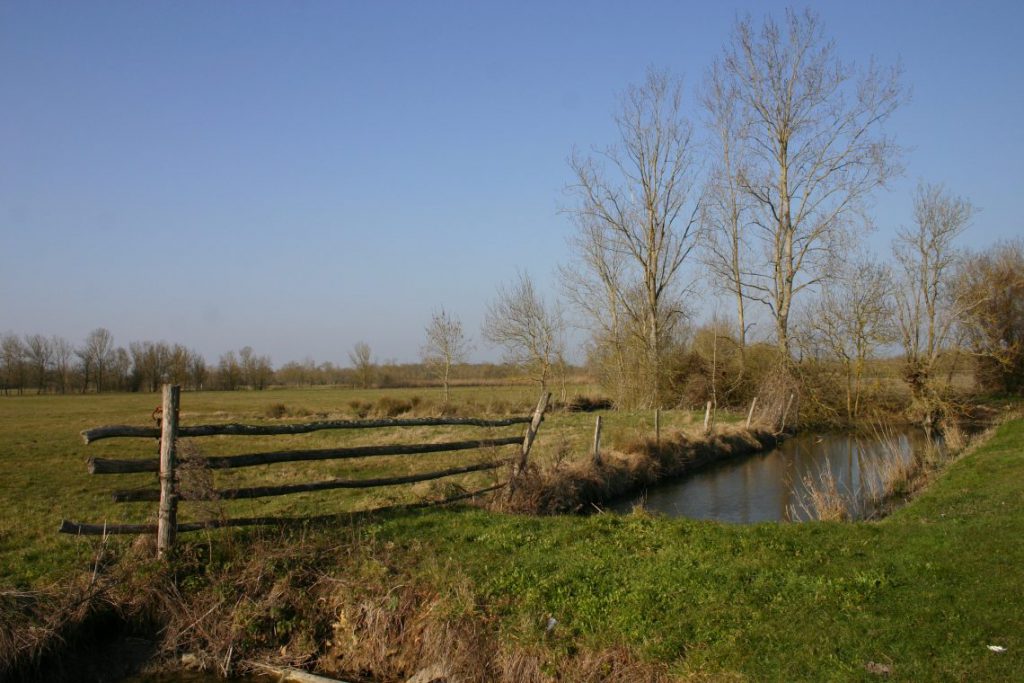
[2,1,1022,366]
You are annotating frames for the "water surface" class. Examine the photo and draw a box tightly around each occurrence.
[614,429,940,522]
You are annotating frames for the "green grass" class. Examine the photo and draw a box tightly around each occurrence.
[0,386,711,586]
[351,417,1023,679]
[5,389,1021,680]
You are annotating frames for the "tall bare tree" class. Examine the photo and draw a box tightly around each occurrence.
[894,182,976,422]
[715,9,904,354]
[421,308,472,404]
[51,335,74,394]
[23,334,53,393]
[1,334,26,394]
[349,341,375,389]
[565,68,700,407]
[483,272,563,391]
[700,61,753,353]
[79,327,115,392]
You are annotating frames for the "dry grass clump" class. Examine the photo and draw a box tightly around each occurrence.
[0,535,166,682]
[263,403,314,419]
[789,466,851,522]
[147,529,673,683]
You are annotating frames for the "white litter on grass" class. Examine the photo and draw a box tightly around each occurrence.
[988,645,1007,653]
[545,616,557,633]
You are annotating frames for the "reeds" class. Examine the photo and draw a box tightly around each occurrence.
[788,465,851,522]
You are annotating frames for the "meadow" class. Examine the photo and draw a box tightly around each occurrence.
[3,386,1021,681]
[0,384,719,587]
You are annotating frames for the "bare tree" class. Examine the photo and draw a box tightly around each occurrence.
[894,182,976,423]
[217,350,242,390]
[349,341,375,389]
[80,327,115,392]
[483,272,563,391]
[23,334,53,393]
[189,351,209,390]
[51,335,74,394]
[804,254,894,418]
[716,9,904,354]
[111,347,131,391]
[130,341,172,392]
[1,334,27,394]
[956,239,1024,394]
[700,61,754,354]
[564,68,700,407]
[421,308,472,404]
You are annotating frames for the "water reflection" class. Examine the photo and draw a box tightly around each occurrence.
[614,429,940,523]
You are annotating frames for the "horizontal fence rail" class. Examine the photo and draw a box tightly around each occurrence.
[60,386,550,557]
[59,483,508,536]
[81,416,533,444]
[88,436,523,474]
[111,458,510,502]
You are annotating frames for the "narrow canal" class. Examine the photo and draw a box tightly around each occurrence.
[615,428,942,522]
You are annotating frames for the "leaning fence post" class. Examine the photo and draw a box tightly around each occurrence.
[703,401,713,434]
[157,384,180,559]
[592,415,602,465]
[508,392,550,493]
[746,397,758,429]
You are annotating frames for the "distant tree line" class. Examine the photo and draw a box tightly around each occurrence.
[0,327,557,395]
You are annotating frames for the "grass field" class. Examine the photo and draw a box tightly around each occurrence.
[3,388,1021,680]
[0,385,718,587]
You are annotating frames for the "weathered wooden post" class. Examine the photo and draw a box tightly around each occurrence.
[592,415,602,465]
[508,392,550,493]
[746,397,758,429]
[703,401,712,434]
[654,408,660,446]
[157,384,180,559]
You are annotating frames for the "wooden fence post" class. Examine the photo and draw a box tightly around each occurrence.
[654,408,660,446]
[157,384,180,559]
[592,415,602,465]
[703,401,712,434]
[746,397,758,429]
[509,392,549,492]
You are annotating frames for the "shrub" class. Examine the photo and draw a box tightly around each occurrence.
[264,403,288,419]
[375,397,413,418]
[348,400,373,418]
[566,395,613,412]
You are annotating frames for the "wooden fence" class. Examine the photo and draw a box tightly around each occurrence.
[60,385,550,557]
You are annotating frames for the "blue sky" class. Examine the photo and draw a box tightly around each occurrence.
[2,1,1022,365]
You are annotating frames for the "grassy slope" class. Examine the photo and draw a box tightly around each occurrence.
[360,418,1024,680]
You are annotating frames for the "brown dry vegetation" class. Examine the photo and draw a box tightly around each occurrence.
[3,528,676,683]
